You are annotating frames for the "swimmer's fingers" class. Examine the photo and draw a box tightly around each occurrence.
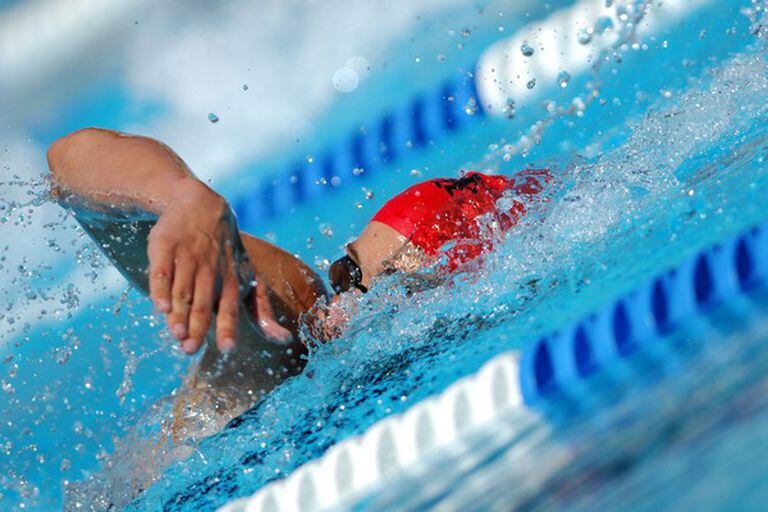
[254,278,292,344]
[167,254,196,345]
[183,266,216,354]
[215,272,239,351]
[147,236,174,313]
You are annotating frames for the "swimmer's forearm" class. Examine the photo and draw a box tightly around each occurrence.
[47,127,215,215]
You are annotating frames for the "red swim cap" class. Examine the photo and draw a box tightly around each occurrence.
[372,170,552,267]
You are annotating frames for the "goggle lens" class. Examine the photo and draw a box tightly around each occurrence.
[329,256,368,294]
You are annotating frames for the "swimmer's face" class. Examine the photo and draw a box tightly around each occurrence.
[329,221,412,294]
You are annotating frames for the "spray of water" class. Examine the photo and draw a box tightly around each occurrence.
[117,10,768,512]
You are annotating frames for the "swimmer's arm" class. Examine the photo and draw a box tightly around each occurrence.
[46,128,318,353]
[47,127,198,215]
[240,234,327,334]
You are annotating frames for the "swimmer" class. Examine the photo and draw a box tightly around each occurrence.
[47,129,553,440]
[316,169,553,336]
[47,128,327,444]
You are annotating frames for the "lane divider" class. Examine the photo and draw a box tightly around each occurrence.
[232,0,713,227]
[232,71,485,223]
[219,221,768,512]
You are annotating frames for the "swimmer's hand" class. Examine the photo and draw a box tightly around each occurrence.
[147,178,288,353]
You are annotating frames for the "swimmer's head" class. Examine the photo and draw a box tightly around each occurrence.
[329,221,420,294]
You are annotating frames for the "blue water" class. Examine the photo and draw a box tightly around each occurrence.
[358,288,768,510]
[112,5,768,511]
[3,1,767,511]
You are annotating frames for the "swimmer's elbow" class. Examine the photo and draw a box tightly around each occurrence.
[47,137,71,200]
[47,128,105,197]
[48,128,95,176]
[47,136,67,177]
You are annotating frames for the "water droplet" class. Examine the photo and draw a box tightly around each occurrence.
[459,27,471,38]
[526,78,537,89]
[314,258,330,271]
[503,99,516,119]
[242,84,249,91]
[577,28,593,45]
[207,113,220,124]
[464,97,478,115]
[332,67,359,93]
[557,71,571,88]
[595,16,614,34]
[572,97,586,116]
[436,53,446,63]
[306,155,314,163]
[520,42,534,57]
[362,188,374,200]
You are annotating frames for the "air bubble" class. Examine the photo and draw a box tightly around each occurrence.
[207,113,220,124]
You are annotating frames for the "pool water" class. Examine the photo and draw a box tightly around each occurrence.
[357,287,768,510]
[106,5,768,511]
[2,1,766,510]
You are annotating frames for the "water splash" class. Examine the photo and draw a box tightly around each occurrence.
[121,29,768,512]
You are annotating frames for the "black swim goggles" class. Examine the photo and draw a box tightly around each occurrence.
[329,255,368,294]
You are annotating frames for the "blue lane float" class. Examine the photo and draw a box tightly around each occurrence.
[232,69,485,224]
[519,225,768,405]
